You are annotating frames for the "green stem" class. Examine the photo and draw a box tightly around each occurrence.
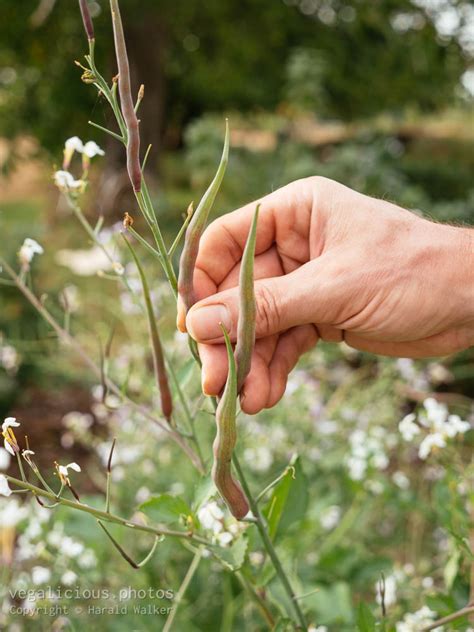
[88,120,124,142]
[232,455,307,630]
[163,547,203,632]
[421,605,474,631]
[6,475,210,545]
[0,257,204,474]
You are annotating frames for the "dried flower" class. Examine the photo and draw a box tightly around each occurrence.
[123,212,134,228]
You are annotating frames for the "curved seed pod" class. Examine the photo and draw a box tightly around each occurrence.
[110,0,141,192]
[122,234,173,422]
[212,325,249,519]
[178,121,229,314]
[79,0,94,41]
[235,204,259,393]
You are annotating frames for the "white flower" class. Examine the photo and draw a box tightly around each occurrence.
[419,433,446,460]
[0,497,28,526]
[0,474,12,496]
[18,238,44,269]
[56,462,81,486]
[320,505,341,530]
[2,417,20,455]
[56,246,113,276]
[198,501,224,534]
[399,413,420,441]
[31,566,51,585]
[0,447,11,470]
[54,170,85,193]
[392,471,410,489]
[112,261,124,276]
[82,141,105,158]
[0,344,20,373]
[446,414,471,436]
[422,398,448,429]
[243,445,273,472]
[216,531,234,547]
[63,136,84,169]
[376,573,397,607]
[61,570,78,586]
[65,136,84,152]
[396,606,441,632]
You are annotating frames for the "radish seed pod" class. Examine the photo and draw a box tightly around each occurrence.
[212,325,249,519]
[79,0,94,41]
[178,120,229,314]
[122,234,173,422]
[235,204,259,393]
[110,0,141,192]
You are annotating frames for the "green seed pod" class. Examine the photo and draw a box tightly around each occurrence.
[235,204,259,393]
[110,0,141,193]
[212,325,249,519]
[122,234,173,422]
[178,120,229,314]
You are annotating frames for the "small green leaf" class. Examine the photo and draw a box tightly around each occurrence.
[263,455,308,540]
[211,534,248,571]
[139,494,192,524]
[356,602,377,632]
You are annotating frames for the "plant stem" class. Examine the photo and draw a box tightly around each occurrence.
[232,455,307,629]
[0,257,204,473]
[421,605,474,631]
[163,547,203,632]
[236,571,275,629]
[6,475,210,546]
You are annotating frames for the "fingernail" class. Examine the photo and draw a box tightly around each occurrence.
[187,304,232,341]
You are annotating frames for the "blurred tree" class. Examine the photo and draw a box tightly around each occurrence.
[0,0,469,167]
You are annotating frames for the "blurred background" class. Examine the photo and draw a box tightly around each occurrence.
[0,0,473,630]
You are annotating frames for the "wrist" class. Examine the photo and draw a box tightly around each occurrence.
[449,225,474,334]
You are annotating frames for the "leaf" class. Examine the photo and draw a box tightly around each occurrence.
[263,455,308,540]
[211,534,248,571]
[192,475,216,513]
[139,494,192,524]
[443,548,460,590]
[356,602,377,632]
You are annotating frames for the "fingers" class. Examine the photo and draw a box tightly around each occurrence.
[185,256,347,343]
[177,179,314,330]
[199,326,318,414]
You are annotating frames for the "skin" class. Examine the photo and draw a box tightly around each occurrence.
[177,176,474,414]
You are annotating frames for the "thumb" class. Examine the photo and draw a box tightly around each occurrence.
[185,260,336,342]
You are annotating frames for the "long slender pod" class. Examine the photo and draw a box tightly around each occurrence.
[178,121,229,314]
[122,233,173,422]
[212,326,249,519]
[235,205,259,393]
[78,0,94,41]
[110,0,141,192]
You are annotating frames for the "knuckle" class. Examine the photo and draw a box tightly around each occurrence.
[255,283,280,334]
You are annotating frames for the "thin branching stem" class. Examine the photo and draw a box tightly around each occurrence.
[6,475,210,545]
[163,547,203,632]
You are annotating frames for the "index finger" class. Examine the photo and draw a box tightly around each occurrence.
[177,179,313,331]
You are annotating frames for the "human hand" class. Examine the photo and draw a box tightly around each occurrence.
[177,176,474,413]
